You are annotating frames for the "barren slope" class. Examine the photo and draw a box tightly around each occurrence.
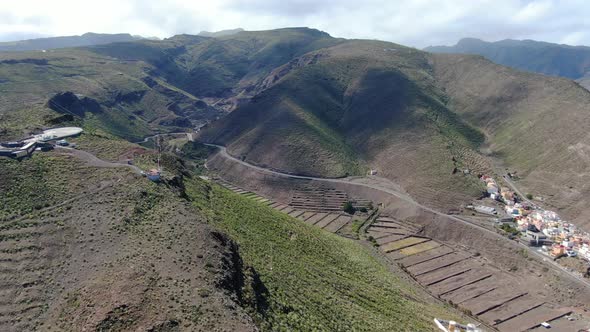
[199,40,488,210]
[430,53,590,229]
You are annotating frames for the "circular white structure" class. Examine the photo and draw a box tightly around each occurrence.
[36,127,83,142]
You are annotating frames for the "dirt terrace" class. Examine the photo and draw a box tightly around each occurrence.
[207,152,590,331]
[217,180,354,234]
[367,216,581,331]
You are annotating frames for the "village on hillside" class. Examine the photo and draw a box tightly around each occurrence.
[476,174,590,273]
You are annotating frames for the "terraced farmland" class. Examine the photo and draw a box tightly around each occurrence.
[216,180,355,234]
[368,216,574,331]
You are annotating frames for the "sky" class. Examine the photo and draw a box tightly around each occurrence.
[0,0,589,48]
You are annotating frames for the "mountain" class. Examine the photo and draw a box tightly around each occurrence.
[0,32,140,52]
[424,38,590,81]
[4,27,590,224]
[430,53,590,230]
[89,28,341,101]
[0,28,470,330]
[0,44,221,142]
[198,28,244,37]
[198,38,489,210]
[198,33,590,227]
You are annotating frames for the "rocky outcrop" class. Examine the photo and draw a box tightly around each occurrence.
[212,231,270,320]
[47,91,102,116]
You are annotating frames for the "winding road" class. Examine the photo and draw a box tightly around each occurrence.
[205,143,590,289]
[56,146,142,174]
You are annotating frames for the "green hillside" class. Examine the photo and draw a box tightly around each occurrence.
[0,32,140,52]
[186,177,460,331]
[90,28,342,98]
[0,48,216,141]
[0,130,463,330]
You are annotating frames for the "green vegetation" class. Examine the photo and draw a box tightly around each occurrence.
[70,131,140,161]
[525,193,533,200]
[499,223,520,235]
[342,201,356,215]
[180,141,215,168]
[351,219,365,239]
[186,179,458,331]
[0,153,124,220]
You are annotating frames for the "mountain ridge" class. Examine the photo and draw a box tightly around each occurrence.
[425,37,590,80]
[0,32,141,52]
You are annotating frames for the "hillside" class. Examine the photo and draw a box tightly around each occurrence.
[0,47,221,142]
[198,39,488,210]
[198,28,244,37]
[0,33,140,52]
[0,131,462,330]
[5,26,590,329]
[0,149,257,331]
[425,38,590,80]
[5,27,590,224]
[430,53,590,230]
[89,28,342,102]
[186,176,461,331]
[0,28,340,143]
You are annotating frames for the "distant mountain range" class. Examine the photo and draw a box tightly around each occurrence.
[198,28,244,38]
[425,38,590,89]
[0,32,141,52]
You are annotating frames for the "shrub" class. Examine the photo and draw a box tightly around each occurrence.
[342,202,355,215]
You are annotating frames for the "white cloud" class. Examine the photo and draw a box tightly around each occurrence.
[512,0,553,23]
[0,0,589,48]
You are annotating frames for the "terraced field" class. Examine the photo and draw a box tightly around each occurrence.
[218,179,575,330]
[216,180,355,234]
[368,216,574,331]
[288,186,371,211]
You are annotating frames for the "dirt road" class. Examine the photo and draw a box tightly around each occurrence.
[133,132,193,144]
[205,143,590,289]
[56,146,142,174]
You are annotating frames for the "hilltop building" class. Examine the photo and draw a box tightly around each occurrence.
[0,141,37,159]
[0,127,83,159]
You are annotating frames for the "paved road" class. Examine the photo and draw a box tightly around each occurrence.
[205,143,590,289]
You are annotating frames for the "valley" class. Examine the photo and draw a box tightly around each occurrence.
[1,26,590,331]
